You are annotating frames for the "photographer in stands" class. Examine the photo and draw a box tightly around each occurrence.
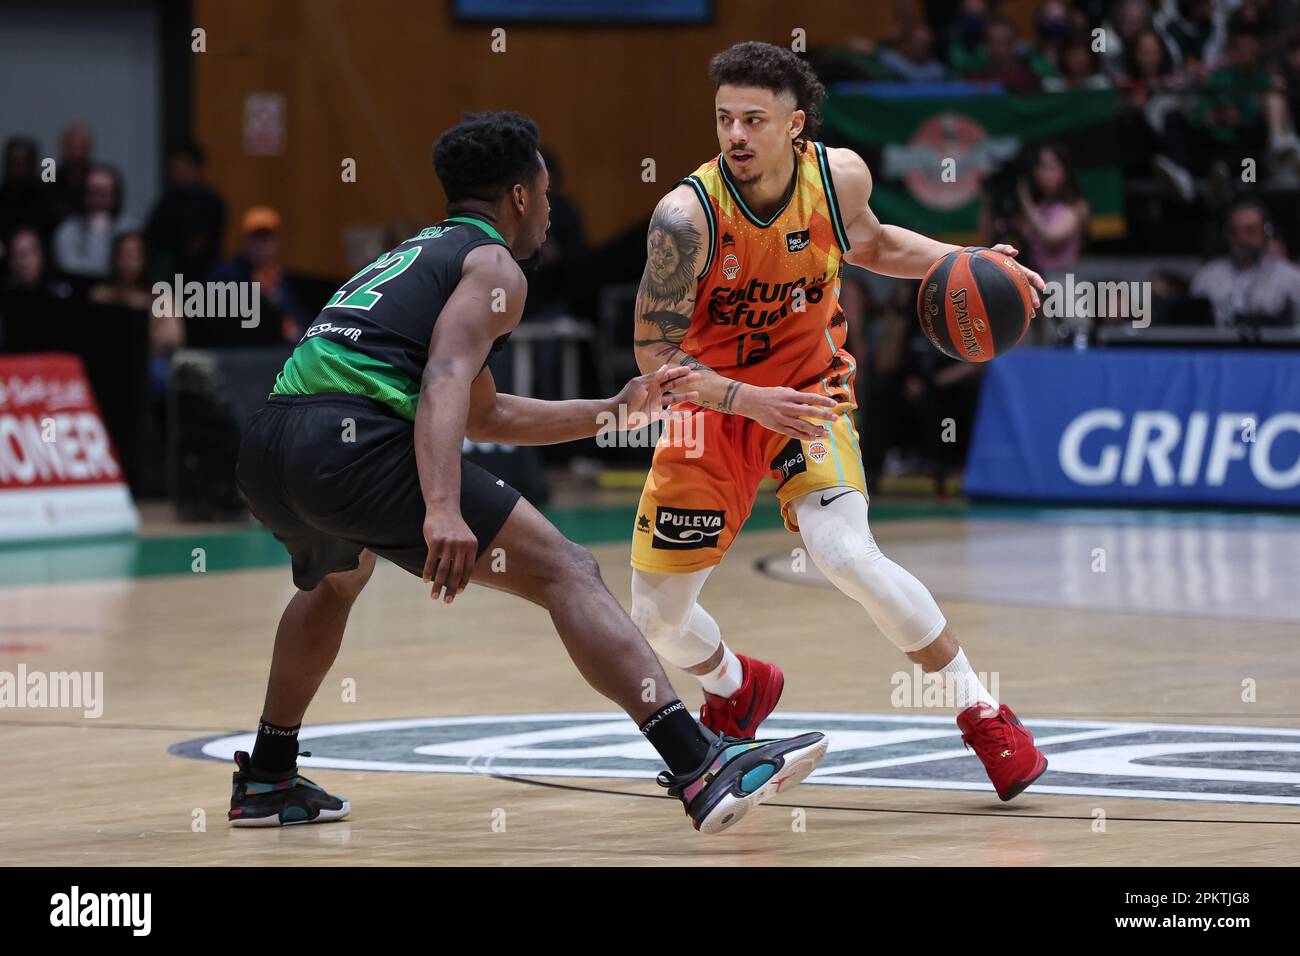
[1190,199,1300,329]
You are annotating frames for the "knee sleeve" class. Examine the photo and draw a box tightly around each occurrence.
[629,568,720,669]
[794,489,946,653]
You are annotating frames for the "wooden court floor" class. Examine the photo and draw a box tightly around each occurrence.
[2,509,1299,866]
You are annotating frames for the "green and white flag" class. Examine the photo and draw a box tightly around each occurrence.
[821,89,1124,244]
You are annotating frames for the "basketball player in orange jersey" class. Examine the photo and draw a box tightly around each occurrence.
[629,41,1050,800]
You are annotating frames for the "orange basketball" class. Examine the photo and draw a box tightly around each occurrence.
[916,247,1035,363]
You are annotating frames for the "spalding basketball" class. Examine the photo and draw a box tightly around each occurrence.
[916,248,1034,363]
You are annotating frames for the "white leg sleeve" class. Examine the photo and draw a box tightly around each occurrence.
[629,568,721,670]
[793,488,947,653]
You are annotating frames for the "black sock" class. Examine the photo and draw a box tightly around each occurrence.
[639,700,711,775]
[250,717,301,775]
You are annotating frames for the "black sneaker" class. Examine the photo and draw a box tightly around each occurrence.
[658,731,828,834]
[228,751,350,827]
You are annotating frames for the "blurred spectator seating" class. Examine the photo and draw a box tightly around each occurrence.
[146,140,227,281]
[51,164,136,285]
[204,207,310,345]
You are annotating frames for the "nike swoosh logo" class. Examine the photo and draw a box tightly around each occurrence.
[734,692,758,731]
[819,490,857,507]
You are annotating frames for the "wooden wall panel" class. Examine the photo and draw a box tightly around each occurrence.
[193,0,1040,276]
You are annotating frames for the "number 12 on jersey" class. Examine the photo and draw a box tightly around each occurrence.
[736,331,771,366]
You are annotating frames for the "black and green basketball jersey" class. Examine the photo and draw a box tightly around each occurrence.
[272,214,512,420]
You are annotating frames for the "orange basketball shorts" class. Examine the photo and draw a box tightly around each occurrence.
[631,396,868,574]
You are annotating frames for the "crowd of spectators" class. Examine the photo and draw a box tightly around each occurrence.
[816,0,1300,195]
[0,125,318,498]
[808,0,1300,490]
[0,126,310,357]
[5,2,1299,499]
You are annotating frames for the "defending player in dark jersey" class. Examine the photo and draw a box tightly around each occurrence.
[226,111,828,834]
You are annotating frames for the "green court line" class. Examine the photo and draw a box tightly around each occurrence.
[2,497,1295,589]
[545,497,965,545]
[0,528,293,590]
[0,498,965,589]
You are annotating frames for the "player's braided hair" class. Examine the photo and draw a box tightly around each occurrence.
[432,111,542,202]
[708,41,827,148]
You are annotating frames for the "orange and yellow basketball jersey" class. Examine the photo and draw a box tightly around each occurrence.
[679,141,855,403]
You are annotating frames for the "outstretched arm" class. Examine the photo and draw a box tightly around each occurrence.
[829,147,1044,306]
[829,147,963,276]
[465,365,699,445]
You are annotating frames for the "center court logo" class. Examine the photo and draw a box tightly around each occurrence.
[171,712,1300,806]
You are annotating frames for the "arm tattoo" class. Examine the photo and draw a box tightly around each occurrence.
[633,311,713,374]
[634,201,741,415]
[643,204,702,306]
[634,309,691,348]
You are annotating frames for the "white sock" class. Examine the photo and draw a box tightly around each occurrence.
[934,648,997,711]
[699,645,743,698]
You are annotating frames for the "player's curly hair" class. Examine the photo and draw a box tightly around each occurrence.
[432,111,542,202]
[708,41,827,147]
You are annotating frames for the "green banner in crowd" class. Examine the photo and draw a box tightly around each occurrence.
[821,89,1125,244]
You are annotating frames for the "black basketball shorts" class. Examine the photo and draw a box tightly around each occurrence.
[236,394,522,590]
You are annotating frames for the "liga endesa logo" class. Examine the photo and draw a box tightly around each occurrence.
[171,712,1300,806]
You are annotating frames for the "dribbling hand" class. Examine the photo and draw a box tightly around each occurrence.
[989,243,1046,311]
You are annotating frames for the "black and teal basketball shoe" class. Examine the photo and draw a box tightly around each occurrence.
[658,730,828,834]
[228,751,350,827]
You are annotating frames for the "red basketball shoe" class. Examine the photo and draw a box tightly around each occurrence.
[699,654,785,739]
[957,702,1048,801]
